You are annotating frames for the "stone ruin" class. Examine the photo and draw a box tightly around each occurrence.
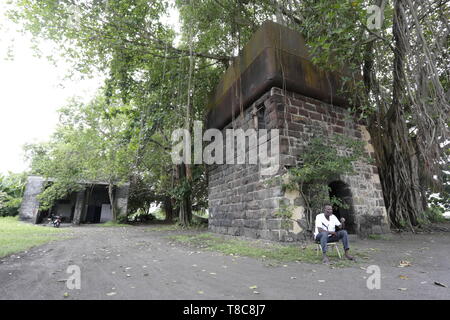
[19,175,129,224]
[206,21,389,241]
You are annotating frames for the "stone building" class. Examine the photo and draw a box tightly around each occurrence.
[19,175,129,224]
[206,21,389,241]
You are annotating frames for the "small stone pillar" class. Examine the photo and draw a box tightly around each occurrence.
[114,184,130,218]
[72,190,86,225]
[19,176,45,224]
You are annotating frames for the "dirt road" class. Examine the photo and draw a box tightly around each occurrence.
[1,225,449,299]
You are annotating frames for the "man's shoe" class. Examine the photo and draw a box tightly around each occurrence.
[322,254,330,264]
[344,252,354,261]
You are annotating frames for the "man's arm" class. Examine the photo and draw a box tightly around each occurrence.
[336,218,346,230]
[317,227,336,236]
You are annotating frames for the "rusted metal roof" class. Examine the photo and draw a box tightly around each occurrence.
[207,21,356,129]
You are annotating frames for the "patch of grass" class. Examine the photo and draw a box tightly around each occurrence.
[98,221,130,227]
[146,223,208,232]
[367,234,382,240]
[168,232,368,267]
[0,216,68,258]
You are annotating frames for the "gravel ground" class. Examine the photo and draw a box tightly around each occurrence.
[0,224,449,300]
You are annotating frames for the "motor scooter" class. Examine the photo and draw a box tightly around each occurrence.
[48,214,62,228]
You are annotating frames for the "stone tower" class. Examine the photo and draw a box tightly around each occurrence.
[206,21,389,241]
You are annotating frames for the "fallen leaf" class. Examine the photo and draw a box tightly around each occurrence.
[398,288,407,291]
[318,293,322,296]
[398,260,412,268]
[434,281,448,288]
[290,277,297,280]
[63,292,69,298]
[249,285,258,289]
[399,275,409,280]
[197,291,204,294]
[106,292,116,296]
[253,291,260,294]
[420,281,427,284]
[318,280,325,283]
[209,272,217,275]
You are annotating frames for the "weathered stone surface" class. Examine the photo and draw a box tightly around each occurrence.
[72,190,86,225]
[19,176,45,223]
[208,87,389,241]
[19,176,130,225]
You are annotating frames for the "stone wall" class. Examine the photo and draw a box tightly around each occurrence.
[19,176,130,224]
[208,87,389,241]
[114,184,130,218]
[19,176,45,223]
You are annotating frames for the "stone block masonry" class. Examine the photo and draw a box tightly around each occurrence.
[208,87,389,241]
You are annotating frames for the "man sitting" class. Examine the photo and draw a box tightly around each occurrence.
[314,204,354,264]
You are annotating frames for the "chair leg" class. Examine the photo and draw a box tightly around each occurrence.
[335,245,342,259]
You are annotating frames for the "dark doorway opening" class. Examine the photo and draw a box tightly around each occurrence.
[86,205,102,223]
[329,181,356,234]
[83,185,112,223]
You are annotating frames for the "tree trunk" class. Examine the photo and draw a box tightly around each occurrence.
[108,182,116,221]
[163,196,175,222]
[366,0,427,230]
[177,164,192,227]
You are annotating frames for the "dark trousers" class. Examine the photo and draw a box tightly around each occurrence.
[315,230,350,253]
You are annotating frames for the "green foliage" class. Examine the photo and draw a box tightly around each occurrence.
[25,95,135,214]
[127,209,156,223]
[116,214,129,224]
[428,166,450,213]
[424,207,447,224]
[0,173,27,217]
[152,208,166,220]
[282,135,367,229]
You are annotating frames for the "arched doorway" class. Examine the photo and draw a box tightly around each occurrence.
[328,181,356,234]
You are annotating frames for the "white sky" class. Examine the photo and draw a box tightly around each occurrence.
[0,3,179,175]
[0,3,102,174]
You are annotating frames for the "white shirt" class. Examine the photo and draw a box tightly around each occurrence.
[314,213,341,238]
